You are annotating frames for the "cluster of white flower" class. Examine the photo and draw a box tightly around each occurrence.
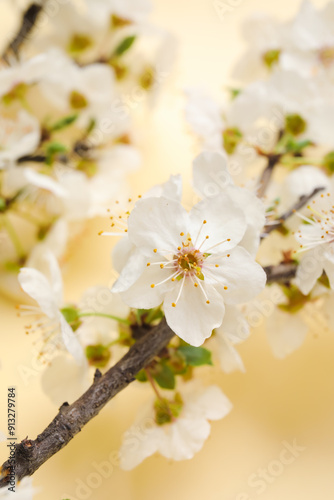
[2,0,334,489]
[0,0,174,298]
[186,0,334,362]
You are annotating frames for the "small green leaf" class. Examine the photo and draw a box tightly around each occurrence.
[135,369,148,382]
[153,363,175,390]
[114,35,136,57]
[50,114,78,132]
[177,345,213,367]
[285,137,312,154]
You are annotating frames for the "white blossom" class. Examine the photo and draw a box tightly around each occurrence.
[112,191,266,346]
[295,183,334,294]
[120,384,232,469]
[18,251,84,363]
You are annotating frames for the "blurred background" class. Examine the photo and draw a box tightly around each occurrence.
[1,0,334,499]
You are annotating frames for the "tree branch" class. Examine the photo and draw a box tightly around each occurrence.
[257,153,281,199]
[0,260,300,485]
[264,262,297,284]
[0,319,174,486]
[1,2,45,63]
[262,186,325,236]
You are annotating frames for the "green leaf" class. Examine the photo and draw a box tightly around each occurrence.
[135,369,148,382]
[114,35,136,57]
[285,137,312,154]
[50,114,78,132]
[177,345,213,367]
[153,363,175,390]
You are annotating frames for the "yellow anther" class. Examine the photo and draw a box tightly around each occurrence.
[206,300,210,304]
[147,263,151,267]
[215,264,219,268]
[160,264,164,269]
[206,235,209,239]
[172,302,176,307]
[227,238,231,241]
[224,286,228,290]
[151,284,155,288]
[194,283,198,287]
[203,220,207,224]
[180,232,184,236]
[153,249,157,253]
[98,231,103,235]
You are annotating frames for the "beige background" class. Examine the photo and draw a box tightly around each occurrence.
[1,0,334,499]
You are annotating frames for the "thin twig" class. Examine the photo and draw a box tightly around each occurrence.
[2,2,45,63]
[262,186,325,236]
[264,262,297,284]
[257,153,282,199]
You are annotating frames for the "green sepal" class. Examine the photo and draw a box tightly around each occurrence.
[263,49,281,69]
[152,362,175,390]
[85,344,111,368]
[114,35,136,57]
[222,127,243,155]
[285,114,307,136]
[50,114,78,132]
[177,345,213,367]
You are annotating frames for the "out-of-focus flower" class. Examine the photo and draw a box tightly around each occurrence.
[120,384,232,469]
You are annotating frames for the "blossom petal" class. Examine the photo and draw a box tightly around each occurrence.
[120,266,175,309]
[127,197,188,254]
[266,309,308,359]
[18,268,58,319]
[207,246,266,304]
[189,196,247,254]
[59,314,85,364]
[164,279,225,346]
